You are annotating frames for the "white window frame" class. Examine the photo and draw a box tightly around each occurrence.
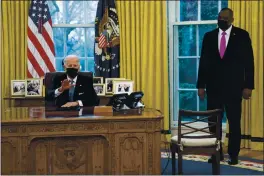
[168,0,226,129]
[53,24,95,71]
[51,1,97,72]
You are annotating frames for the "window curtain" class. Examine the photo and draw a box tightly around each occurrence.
[224,0,264,151]
[115,0,169,136]
[1,1,30,119]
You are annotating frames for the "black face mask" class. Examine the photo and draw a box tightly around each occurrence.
[218,19,230,31]
[66,68,78,78]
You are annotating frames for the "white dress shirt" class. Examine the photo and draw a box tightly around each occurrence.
[218,25,232,51]
[54,75,83,106]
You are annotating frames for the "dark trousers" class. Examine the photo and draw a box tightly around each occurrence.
[207,95,242,157]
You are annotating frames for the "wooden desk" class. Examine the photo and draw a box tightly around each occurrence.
[3,96,112,107]
[1,107,163,175]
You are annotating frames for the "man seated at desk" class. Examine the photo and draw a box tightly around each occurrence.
[51,55,99,107]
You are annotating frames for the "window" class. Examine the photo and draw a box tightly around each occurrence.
[48,1,98,72]
[168,0,228,127]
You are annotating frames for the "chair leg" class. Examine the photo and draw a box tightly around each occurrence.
[178,151,183,175]
[171,149,176,175]
[212,153,220,175]
[215,152,220,175]
[212,154,216,174]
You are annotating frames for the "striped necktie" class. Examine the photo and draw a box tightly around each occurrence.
[69,80,75,102]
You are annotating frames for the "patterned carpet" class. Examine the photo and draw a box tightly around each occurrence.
[161,152,264,174]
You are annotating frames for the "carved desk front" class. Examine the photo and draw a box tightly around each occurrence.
[1,106,163,175]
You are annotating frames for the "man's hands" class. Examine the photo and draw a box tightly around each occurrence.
[243,88,252,99]
[198,88,252,100]
[58,79,74,92]
[198,89,206,100]
[61,101,79,107]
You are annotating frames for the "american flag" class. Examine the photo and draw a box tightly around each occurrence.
[98,30,108,48]
[27,0,55,78]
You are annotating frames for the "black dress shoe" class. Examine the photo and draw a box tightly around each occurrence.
[227,157,238,165]
[208,154,224,163]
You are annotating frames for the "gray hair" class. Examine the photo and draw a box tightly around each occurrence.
[63,55,80,65]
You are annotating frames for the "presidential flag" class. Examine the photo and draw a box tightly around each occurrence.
[27,0,55,78]
[94,0,120,78]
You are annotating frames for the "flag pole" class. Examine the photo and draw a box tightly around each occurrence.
[105,0,110,60]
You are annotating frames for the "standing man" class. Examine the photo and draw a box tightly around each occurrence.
[197,8,254,165]
[50,55,99,107]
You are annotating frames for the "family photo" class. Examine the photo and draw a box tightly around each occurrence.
[11,80,25,96]
[93,77,103,84]
[26,79,42,97]
[105,78,126,94]
[118,84,130,93]
[93,84,105,95]
[106,80,113,93]
[113,81,134,95]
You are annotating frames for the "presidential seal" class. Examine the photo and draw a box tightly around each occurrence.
[95,7,120,61]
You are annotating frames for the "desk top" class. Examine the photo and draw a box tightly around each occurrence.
[3,95,113,100]
[2,106,163,124]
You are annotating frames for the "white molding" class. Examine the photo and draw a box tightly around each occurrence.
[174,1,180,127]
[218,0,222,12]
[176,1,180,22]
[196,25,199,112]
[198,0,201,21]
[171,20,217,26]
[167,1,223,128]
[178,88,198,91]
[53,24,95,28]
[178,56,200,59]
[168,0,177,128]
[0,0,2,119]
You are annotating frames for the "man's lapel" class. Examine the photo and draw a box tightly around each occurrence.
[213,29,221,59]
[223,26,236,58]
[73,75,81,98]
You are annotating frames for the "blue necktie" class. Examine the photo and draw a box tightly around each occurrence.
[69,80,75,101]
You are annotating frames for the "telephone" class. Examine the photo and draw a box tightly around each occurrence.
[107,93,129,111]
[125,91,144,109]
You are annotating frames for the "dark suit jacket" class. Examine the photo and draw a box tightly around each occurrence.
[50,74,99,107]
[197,26,254,100]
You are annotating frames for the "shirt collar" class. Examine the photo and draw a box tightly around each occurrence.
[219,25,232,36]
[67,75,78,83]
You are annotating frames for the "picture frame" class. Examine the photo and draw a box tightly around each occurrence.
[113,80,134,95]
[105,78,126,94]
[11,80,26,96]
[25,78,43,97]
[93,84,106,96]
[93,77,103,84]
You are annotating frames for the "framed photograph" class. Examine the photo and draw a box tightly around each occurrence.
[11,80,26,96]
[25,79,43,97]
[105,78,126,94]
[113,80,134,95]
[93,77,103,84]
[93,84,105,96]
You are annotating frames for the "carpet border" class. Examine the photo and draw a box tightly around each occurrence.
[161,152,264,172]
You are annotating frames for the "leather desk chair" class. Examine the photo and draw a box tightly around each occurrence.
[44,72,96,106]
